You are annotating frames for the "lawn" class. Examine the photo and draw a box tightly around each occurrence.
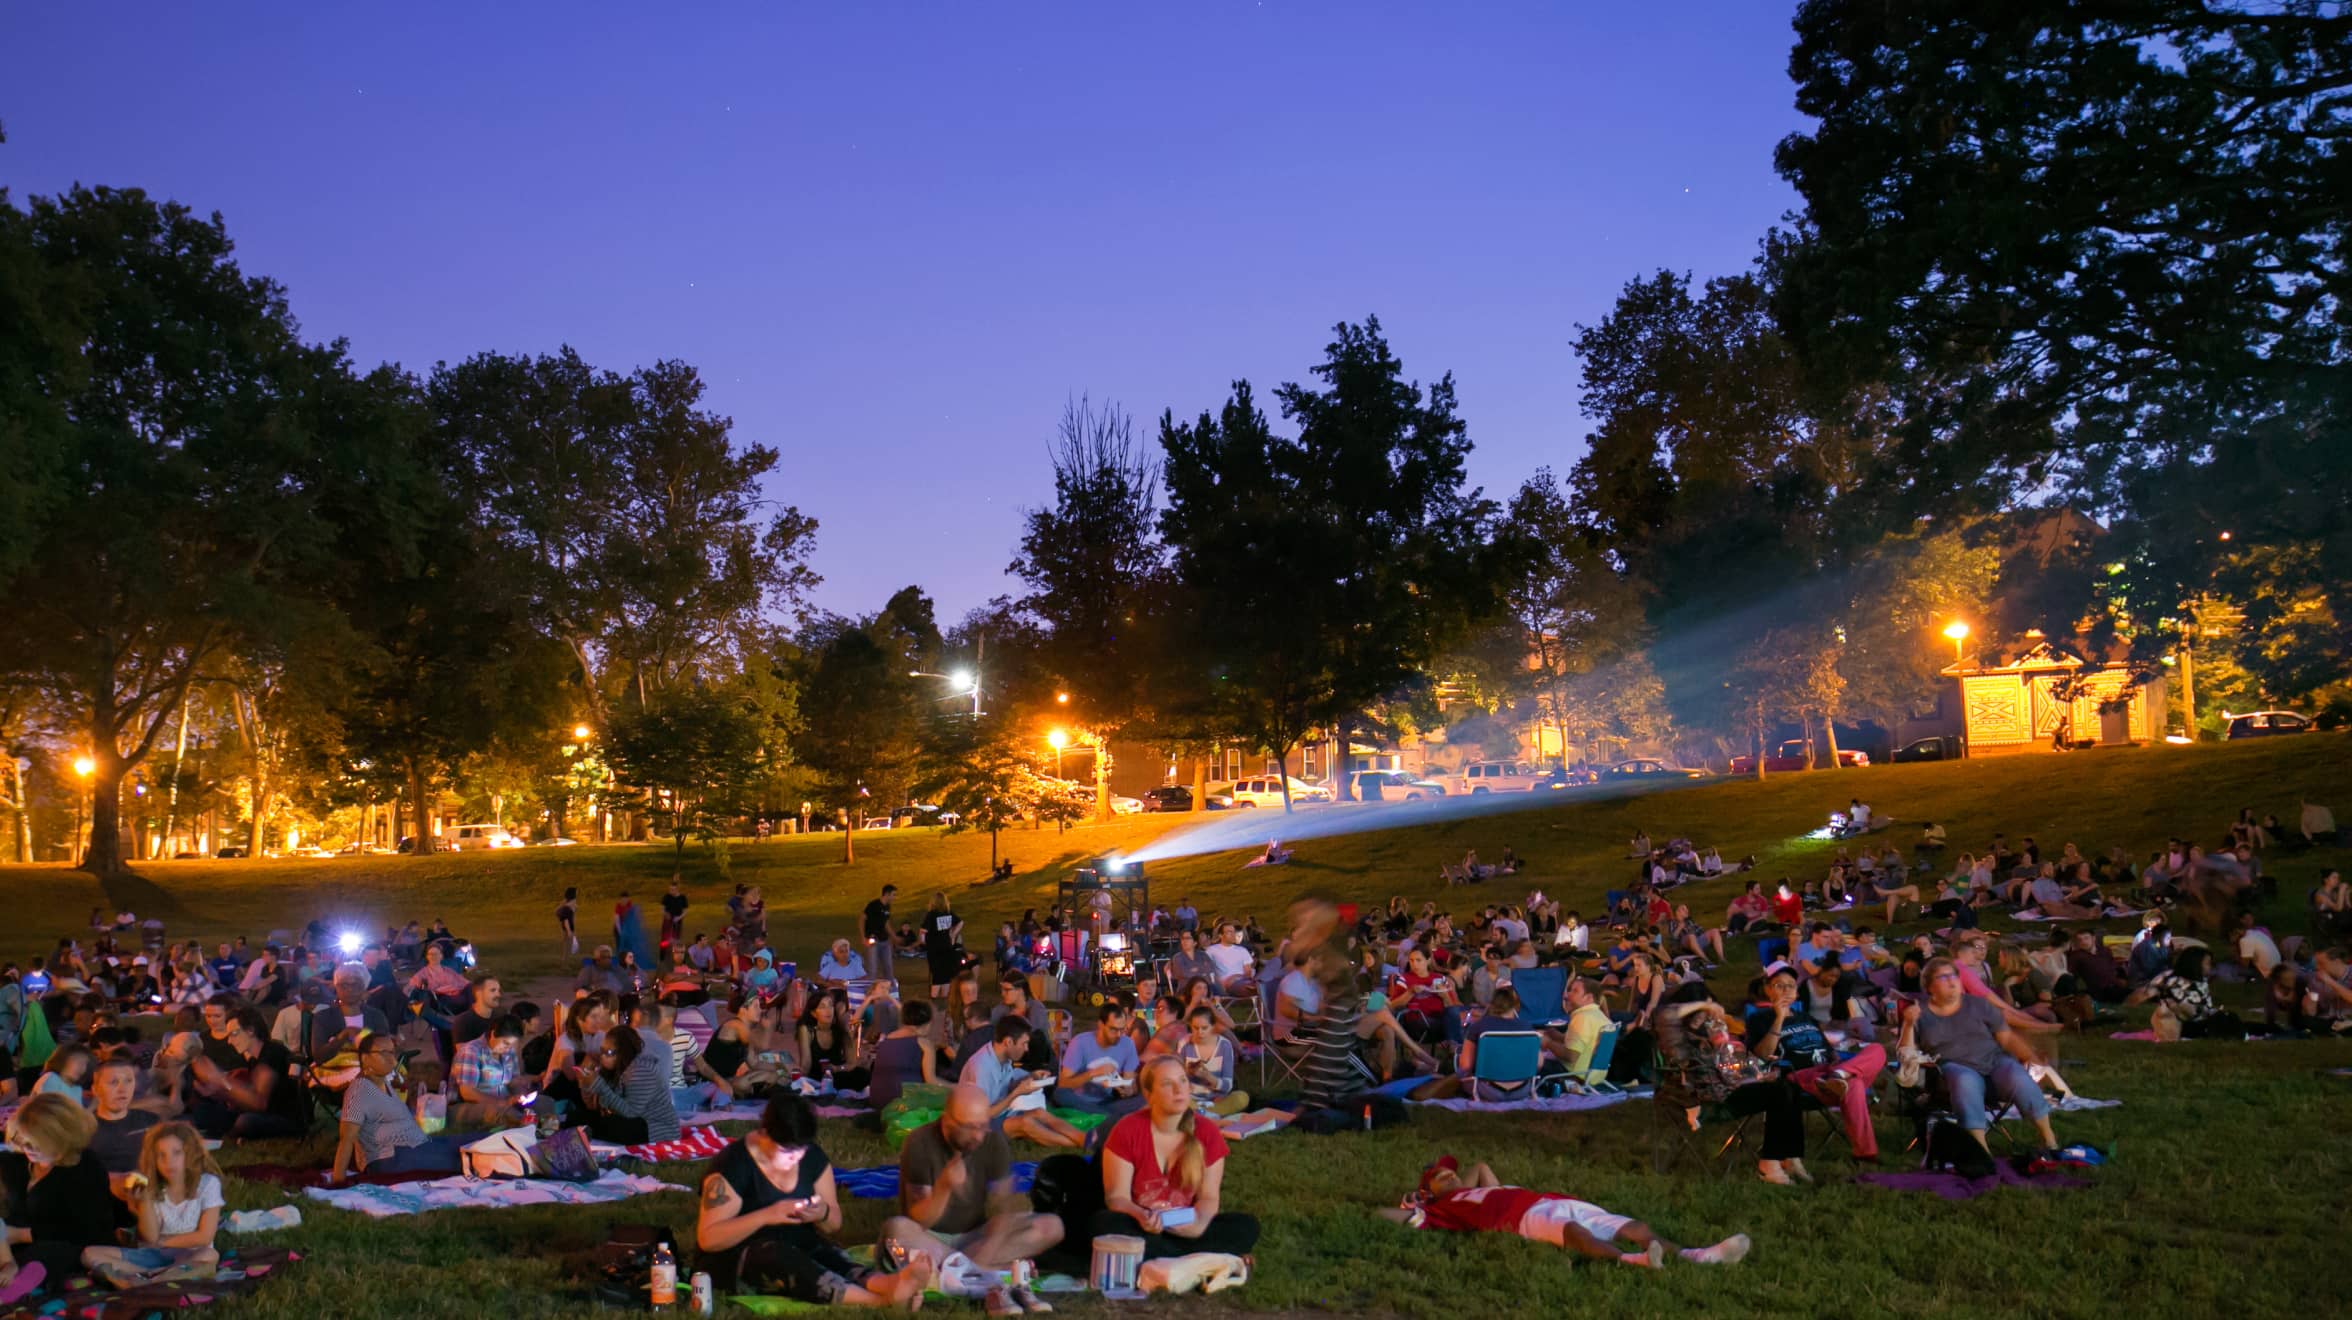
[6,734,2351,1317]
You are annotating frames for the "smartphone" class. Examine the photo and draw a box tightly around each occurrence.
[516,1091,539,1107]
[1157,1207,1197,1229]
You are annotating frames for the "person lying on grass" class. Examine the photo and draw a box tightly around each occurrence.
[1379,1156,1750,1268]
[696,1093,934,1308]
[81,1122,221,1290]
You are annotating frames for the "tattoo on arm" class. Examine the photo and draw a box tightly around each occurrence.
[701,1175,734,1210]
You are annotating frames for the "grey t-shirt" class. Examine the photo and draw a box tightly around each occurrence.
[340,1076,426,1160]
[1912,995,2011,1075]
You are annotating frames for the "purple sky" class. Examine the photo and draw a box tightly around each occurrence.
[3,3,1807,618]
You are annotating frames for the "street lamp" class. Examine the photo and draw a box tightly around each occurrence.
[1047,728,1069,778]
[71,755,95,866]
[909,670,984,716]
[1942,620,1971,664]
[572,723,593,742]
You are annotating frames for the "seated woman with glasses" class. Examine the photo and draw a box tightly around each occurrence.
[327,1032,464,1183]
[1897,957,2058,1154]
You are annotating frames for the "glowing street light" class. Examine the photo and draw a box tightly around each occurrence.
[1942,620,1971,664]
[572,723,593,741]
[1047,728,1069,778]
[72,756,95,778]
[1055,691,1070,705]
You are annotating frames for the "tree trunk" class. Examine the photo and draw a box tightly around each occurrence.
[1751,717,1767,782]
[82,755,129,878]
[989,824,999,869]
[408,768,437,855]
[248,766,271,858]
[1822,717,1842,770]
[1094,737,1113,822]
[1190,757,1207,814]
[842,813,855,865]
[1332,717,1353,801]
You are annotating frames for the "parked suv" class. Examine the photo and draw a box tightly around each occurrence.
[1450,761,1547,794]
[2224,710,2313,740]
[1350,770,1446,801]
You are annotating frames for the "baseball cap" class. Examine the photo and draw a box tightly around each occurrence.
[1418,1155,1459,1195]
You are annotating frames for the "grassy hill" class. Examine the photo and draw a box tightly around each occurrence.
[6,736,2351,1317]
[13,733,2349,980]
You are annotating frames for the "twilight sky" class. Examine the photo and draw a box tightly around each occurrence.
[2,2,1808,619]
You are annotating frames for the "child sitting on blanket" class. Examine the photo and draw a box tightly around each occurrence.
[83,1122,222,1289]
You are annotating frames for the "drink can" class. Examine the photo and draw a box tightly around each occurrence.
[690,1272,714,1315]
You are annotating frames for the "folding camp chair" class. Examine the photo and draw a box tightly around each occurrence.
[1510,966,1566,1024]
[1650,1092,1747,1178]
[1566,1024,1621,1092]
[1466,1031,1544,1102]
[1899,1063,2026,1161]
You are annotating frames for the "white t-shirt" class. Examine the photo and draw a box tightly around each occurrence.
[2238,929,2282,977]
[1555,924,1589,952]
[1206,943,1254,982]
[155,1173,225,1238]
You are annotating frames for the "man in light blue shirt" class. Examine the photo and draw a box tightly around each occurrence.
[1053,1005,1141,1116]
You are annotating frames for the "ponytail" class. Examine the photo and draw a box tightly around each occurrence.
[1171,1106,1206,1195]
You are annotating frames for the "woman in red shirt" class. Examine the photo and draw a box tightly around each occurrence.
[1390,948,1455,1042]
[1768,883,1805,929]
[1093,1058,1260,1259]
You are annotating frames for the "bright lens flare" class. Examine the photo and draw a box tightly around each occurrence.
[337,931,363,955]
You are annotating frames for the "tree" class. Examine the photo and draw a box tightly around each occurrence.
[0,188,400,876]
[1777,0,2352,690]
[911,713,1053,868]
[1011,396,1164,818]
[605,683,783,851]
[790,599,932,862]
[1160,320,1502,808]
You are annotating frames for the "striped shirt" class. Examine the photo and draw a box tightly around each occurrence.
[1299,984,1364,1110]
[588,1052,681,1141]
[340,1076,427,1161]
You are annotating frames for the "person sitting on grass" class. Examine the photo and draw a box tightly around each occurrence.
[576,1024,681,1143]
[1380,1155,1749,1268]
[81,1122,222,1289]
[1898,958,2059,1153]
[85,1056,160,1185]
[1174,1005,1250,1116]
[1,1095,114,1298]
[32,1046,92,1104]
[877,1085,1064,1313]
[186,1008,311,1141]
[326,1031,463,1184]
[2126,946,2244,1040]
[865,999,939,1109]
[1092,1057,1261,1260]
[449,1016,531,1129]
[695,1093,934,1308]
[1660,904,1726,967]
[1054,1004,1142,1117]
[1723,881,1770,936]
[960,1017,1084,1148]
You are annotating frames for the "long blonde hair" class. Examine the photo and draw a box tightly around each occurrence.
[137,1120,221,1204]
[1140,1056,1205,1194]
[3,1094,96,1167]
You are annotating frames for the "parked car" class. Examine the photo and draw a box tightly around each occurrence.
[1449,761,1548,794]
[444,823,525,851]
[2224,710,2314,740]
[1142,785,1192,812]
[215,845,248,859]
[1729,740,1870,773]
[291,845,334,858]
[1601,758,1707,782]
[1891,735,1964,763]
[1214,776,1334,808]
[1349,770,1446,801]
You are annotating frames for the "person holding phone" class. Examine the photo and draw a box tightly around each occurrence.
[696,1094,932,1307]
[1092,1057,1259,1260]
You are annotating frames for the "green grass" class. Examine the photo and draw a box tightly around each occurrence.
[9,734,2352,1317]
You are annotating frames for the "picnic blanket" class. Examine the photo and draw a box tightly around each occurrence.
[303,1168,683,1218]
[2051,1095,2122,1112]
[594,1126,732,1164]
[1408,1090,1643,1115]
[0,1247,301,1320]
[1855,1164,2090,1199]
[232,1162,440,1191]
[831,1160,1039,1201]
[682,1101,771,1127]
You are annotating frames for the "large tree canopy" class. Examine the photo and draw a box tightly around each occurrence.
[1777,0,2352,683]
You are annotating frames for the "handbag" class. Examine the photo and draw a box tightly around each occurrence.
[538,1125,601,1182]
[461,1126,540,1179]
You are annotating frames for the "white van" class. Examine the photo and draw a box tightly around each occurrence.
[445,823,524,851]
[1451,762,1546,794]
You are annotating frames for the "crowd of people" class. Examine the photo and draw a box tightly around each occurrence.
[0,787,2340,1306]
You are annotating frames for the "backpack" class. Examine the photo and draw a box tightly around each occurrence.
[1922,1114,1997,1178]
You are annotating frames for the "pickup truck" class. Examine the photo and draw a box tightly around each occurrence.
[1729,740,1870,773]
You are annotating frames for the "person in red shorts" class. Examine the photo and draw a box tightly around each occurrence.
[1379,1156,1750,1268]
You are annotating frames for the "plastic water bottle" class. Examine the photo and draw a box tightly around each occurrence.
[649,1240,678,1309]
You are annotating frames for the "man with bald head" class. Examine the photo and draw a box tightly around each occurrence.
[880,1084,1065,1287]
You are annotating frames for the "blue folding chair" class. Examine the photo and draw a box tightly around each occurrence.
[1574,1024,1622,1092]
[1511,966,1566,1024]
[1467,1031,1545,1102]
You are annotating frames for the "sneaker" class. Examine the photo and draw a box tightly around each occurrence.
[985,1287,1022,1318]
[1010,1287,1054,1313]
[1683,1233,1752,1265]
[1810,1070,1850,1107]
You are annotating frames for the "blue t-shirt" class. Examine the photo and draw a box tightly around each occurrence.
[1743,1004,1833,1069]
[1060,1031,1139,1103]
